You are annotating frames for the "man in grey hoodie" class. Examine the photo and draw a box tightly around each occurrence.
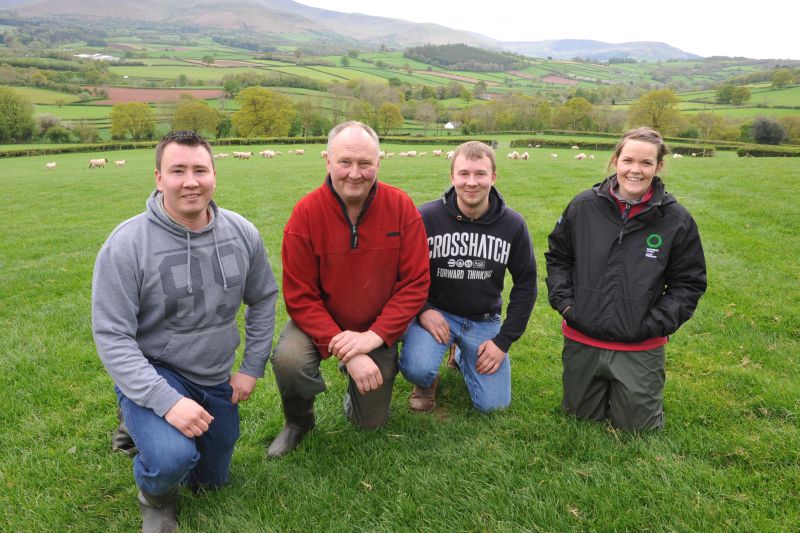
[92,130,278,533]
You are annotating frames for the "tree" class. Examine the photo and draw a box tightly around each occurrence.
[378,102,403,134]
[340,56,350,67]
[751,116,787,145]
[232,87,296,137]
[473,80,488,98]
[627,89,682,134]
[171,97,219,136]
[715,84,735,104]
[223,79,241,99]
[70,120,99,143]
[176,74,188,87]
[110,102,156,141]
[0,86,35,143]
[46,125,72,143]
[731,86,751,105]
[295,100,320,137]
[202,55,214,66]
[414,100,438,134]
[771,69,793,89]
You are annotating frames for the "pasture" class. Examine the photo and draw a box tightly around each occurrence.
[0,145,798,531]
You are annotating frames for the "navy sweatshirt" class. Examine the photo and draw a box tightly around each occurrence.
[419,187,537,352]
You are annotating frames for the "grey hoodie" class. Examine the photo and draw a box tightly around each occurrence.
[92,191,278,416]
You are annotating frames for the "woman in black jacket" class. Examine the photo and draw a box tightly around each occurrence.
[545,127,707,431]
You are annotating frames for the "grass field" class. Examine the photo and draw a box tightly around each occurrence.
[8,86,81,104]
[1,143,798,531]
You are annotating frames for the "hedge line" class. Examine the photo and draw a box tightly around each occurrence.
[0,135,493,158]
[509,138,716,156]
[736,145,800,157]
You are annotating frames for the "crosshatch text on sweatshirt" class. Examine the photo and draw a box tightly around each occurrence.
[428,232,512,265]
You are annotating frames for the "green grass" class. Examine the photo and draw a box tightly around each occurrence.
[6,86,81,104]
[1,142,799,531]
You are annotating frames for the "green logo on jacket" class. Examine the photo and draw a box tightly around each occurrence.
[645,233,663,259]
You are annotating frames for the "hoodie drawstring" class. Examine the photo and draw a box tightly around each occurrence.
[212,227,229,291]
[185,228,228,294]
[185,232,193,294]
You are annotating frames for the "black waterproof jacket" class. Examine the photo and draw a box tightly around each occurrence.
[545,176,707,343]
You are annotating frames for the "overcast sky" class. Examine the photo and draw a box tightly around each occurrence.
[299,0,798,60]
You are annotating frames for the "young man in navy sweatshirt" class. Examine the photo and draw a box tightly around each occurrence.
[399,141,537,412]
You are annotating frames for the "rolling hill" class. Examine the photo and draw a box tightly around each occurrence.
[1,0,698,60]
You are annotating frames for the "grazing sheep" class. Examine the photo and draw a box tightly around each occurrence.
[527,143,532,148]
[507,151,520,160]
[214,153,229,159]
[550,153,558,159]
[115,160,126,167]
[320,150,327,158]
[386,152,395,158]
[45,162,56,170]
[294,149,305,156]
[89,158,108,168]
[234,151,253,159]
[406,150,417,158]
[574,153,587,160]
[673,153,683,159]
[418,151,427,157]
[259,150,276,158]
[588,154,595,160]
[520,152,530,160]
[691,153,698,157]
[571,145,580,150]
[535,144,541,149]
[432,149,443,157]
[399,152,408,158]
[275,151,283,156]
[446,150,455,160]
[379,150,386,158]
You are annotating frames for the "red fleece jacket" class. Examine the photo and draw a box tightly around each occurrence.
[282,178,430,357]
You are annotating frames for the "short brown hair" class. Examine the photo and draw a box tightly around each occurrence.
[450,141,496,175]
[608,127,670,173]
[156,130,214,171]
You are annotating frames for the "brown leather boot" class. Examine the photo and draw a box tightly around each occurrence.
[409,375,440,412]
[267,396,315,458]
[446,344,459,370]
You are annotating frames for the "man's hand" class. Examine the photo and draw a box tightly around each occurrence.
[419,309,450,344]
[229,372,257,404]
[345,354,383,395]
[475,340,507,375]
[329,330,383,363]
[164,397,214,438]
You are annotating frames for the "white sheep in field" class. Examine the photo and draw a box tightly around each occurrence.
[589,154,595,160]
[507,151,520,160]
[386,152,395,158]
[89,158,108,168]
[446,150,455,160]
[45,162,56,170]
[535,144,541,148]
[575,153,587,160]
[571,145,580,150]
[379,150,386,158]
[405,150,417,158]
[672,153,683,159]
[520,152,530,160]
[234,151,253,159]
[432,149,443,157]
[115,160,126,167]
[288,149,305,156]
[399,152,407,158]
[550,153,558,160]
[259,150,276,158]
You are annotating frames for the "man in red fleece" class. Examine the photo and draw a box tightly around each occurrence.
[267,121,430,458]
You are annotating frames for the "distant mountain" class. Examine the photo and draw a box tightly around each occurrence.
[0,0,700,61]
[500,39,701,61]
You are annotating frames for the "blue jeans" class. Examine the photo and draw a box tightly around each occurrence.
[116,365,240,496]
[399,310,510,412]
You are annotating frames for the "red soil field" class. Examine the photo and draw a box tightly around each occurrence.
[89,87,225,105]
